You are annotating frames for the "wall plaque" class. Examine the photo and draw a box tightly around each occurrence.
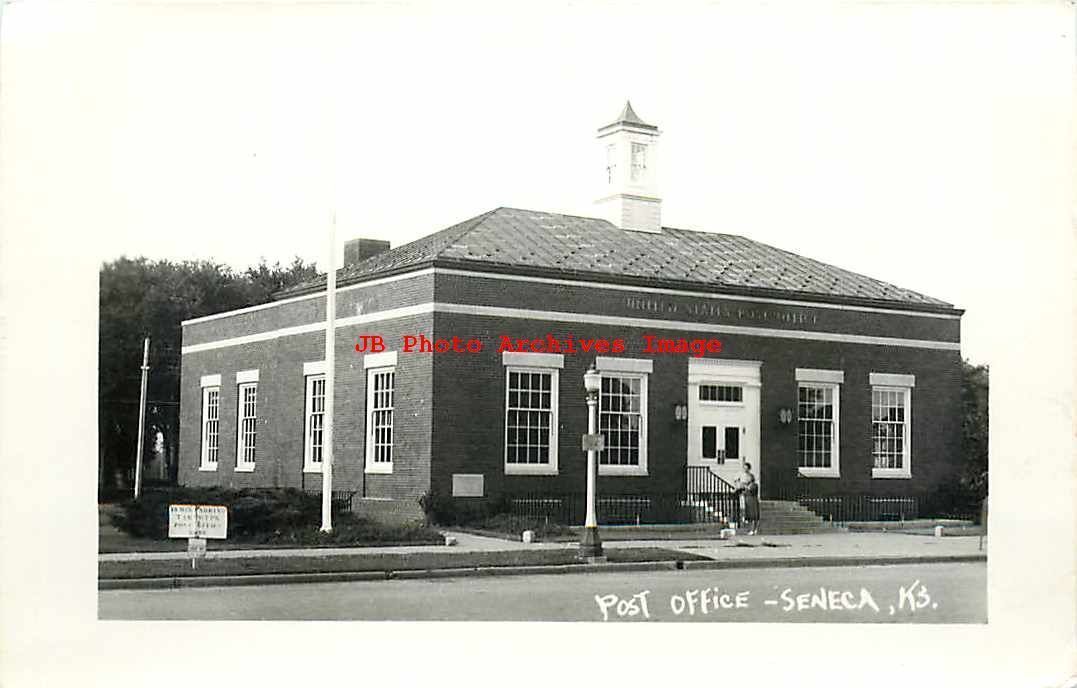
[452,474,485,498]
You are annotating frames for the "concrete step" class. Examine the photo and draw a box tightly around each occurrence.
[748,499,844,534]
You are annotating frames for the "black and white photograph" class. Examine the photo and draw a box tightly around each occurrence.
[1,1,1074,686]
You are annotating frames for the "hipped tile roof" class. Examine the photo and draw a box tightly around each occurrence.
[280,207,955,311]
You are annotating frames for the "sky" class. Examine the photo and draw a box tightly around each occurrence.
[2,1,1073,367]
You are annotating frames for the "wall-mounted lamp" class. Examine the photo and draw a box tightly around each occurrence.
[673,403,688,422]
[778,408,794,425]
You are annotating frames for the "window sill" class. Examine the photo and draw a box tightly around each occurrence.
[303,464,322,474]
[599,466,648,477]
[505,465,559,476]
[872,469,911,479]
[798,468,840,479]
[234,464,255,473]
[365,464,393,475]
[198,465,218,472]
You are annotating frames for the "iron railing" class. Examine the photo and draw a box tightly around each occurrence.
[686,465,741,523]
[506,473,741,527]
[772,483,981,524]
[785,494,917,523]
[331,490,358,512]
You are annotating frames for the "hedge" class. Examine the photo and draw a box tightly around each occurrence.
[109,487,330,539]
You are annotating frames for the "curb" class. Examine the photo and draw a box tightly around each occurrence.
[679,553,986,571]
[98,553,984,591]
[98,570,388,590]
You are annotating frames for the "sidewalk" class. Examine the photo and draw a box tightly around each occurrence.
[100,530,985,566]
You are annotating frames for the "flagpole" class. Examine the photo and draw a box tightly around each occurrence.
[320,212,336,532]
[133,337,150,499]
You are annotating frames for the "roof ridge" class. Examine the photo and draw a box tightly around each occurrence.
[495,206,619,226]
[272,207,504,298]
[426,206,503,259]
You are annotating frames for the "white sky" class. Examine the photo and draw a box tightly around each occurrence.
[2,1,1073,366]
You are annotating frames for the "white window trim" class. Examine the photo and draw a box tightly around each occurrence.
[597,371,649,477]
[797,381,841,478]
[503,366,560,476]
[303,373,326,473]
[870,372,916,388]
[303,360,326,376]
[501,351,564,369]
[235,381,257,472]
[364,350,398,369]
[200,374,221,388]
[235,369,259,384]
[595,357,653,375]
[365,366,395,474]
[871,384,913,479]
[199,384,220,471]
[795,368,845,384]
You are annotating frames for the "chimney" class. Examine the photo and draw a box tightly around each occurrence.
[344,238,391,267]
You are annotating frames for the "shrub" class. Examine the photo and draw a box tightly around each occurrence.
[238,512,443,546]
[921,484,984,522]
[110,487,336,539]
[418,490,512,527]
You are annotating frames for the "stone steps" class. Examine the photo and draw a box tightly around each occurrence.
[749,500,842,535]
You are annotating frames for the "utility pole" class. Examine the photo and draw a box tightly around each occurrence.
[320,214,337,532]
[133,337,150,499]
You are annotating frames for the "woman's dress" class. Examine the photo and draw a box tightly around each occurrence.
[740,475,760,521]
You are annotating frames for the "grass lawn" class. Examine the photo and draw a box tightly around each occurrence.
[99,547,709,580]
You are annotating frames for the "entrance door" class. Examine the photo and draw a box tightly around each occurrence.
[687,359,762,490]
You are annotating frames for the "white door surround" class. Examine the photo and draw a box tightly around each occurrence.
[687,359,762,492]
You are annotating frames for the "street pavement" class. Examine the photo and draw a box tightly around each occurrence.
[98,560,986,622]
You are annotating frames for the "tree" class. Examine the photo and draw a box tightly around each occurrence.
[99,256,318,494]
[960,359,989,498]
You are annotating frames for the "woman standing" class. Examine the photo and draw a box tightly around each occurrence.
[736,463,761,535]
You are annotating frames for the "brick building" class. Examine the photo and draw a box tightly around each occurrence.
[179,104,963,524]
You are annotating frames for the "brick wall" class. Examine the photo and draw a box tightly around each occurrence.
[428,309,961,502]
[179,266,962,512]
[179,272,435,501]
[183,271,433,348]
[429,312,689,500]
[433,271,961,343]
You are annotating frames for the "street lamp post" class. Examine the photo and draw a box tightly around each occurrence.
[579,364,604,561]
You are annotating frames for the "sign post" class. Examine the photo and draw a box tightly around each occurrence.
[169,504,228,569]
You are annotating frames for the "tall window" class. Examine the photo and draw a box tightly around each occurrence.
[365,367,395,473]
[504,369,559,474]
[236,382,257,470]
[501,352,563,475]
[200,385,220,470]
[605,143,617,183]
[304,375,325,472]
[797,384,839,477]
[872,386,912,478]
[598,374,648,475]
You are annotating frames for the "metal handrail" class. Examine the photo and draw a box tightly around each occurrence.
[686,465,738,495]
